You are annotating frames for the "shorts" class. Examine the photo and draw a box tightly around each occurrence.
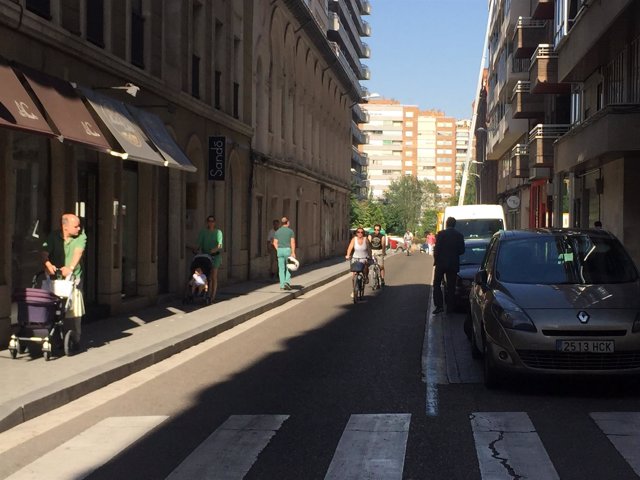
[372,250,384,267]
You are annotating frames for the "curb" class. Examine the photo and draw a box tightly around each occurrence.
[0,267,349,434]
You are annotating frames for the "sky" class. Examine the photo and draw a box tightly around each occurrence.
[364,0,489,120]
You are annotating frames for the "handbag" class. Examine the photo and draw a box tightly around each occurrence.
[51,278,74,298]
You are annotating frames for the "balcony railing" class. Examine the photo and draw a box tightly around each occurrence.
[352,104,369,124]
[511,81,544,119]
[510,144,529,178]
[513,17,548,58]
[528,123,570,167]
[352,147,369,167]
[529,44,570,94]
[352,123,368,145]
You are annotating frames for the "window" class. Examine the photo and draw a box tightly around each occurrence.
[405,111,414,118]
[26,0,50,18]
[131,0,145,68]
[570,84,583,125]
[86,0,104,46]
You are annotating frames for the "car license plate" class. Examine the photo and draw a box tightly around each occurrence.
[556,340,615,353]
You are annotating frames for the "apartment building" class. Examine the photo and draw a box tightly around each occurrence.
[0,0,363,346]
[325,0,372,199]
[360,100,407,199]
[455,119,471,177]
[360,101,460,199]
[552,0,640,263]
[486,0,570,229]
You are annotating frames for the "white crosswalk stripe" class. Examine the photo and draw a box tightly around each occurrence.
[4,416,168,480]
[324,413,411,480]
[165,414,289,480]
[471,412,560,480]
[591,412,640,476]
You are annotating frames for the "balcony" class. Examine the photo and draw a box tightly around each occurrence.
[506,53,531,92]
[486,105,530,161]
[352,122,368,145]
[352,147,369,167]
[510,144,529,178]
[360,41,371,59]
[529,44,570,94]
[511,81,544,119]
[359,0,372,15]
[352,104,369,124]
[513,17,548,58]
[531,0,554,19]
[555,104,640,173]
[528,124,570,168]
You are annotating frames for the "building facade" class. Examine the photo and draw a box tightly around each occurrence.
[0,0,364,346]
[553,0,640,263]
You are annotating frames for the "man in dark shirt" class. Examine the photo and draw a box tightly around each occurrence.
[432,216,465,314]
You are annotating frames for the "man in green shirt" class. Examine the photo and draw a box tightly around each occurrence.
[196,215,224,303]
[42,213,86,346]
[272,216,296,290]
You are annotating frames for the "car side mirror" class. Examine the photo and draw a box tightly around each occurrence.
[474,269,488,286]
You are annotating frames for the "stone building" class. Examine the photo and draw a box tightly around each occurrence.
[0,0,363,346]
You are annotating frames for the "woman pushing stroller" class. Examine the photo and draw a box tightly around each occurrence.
[194,215,224,303]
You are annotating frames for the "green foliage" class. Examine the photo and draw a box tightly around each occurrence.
[349,176,443,235]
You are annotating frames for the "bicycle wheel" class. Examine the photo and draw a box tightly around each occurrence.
[352,275,358,304]
[374,268,381,289]
[358,274,365,300]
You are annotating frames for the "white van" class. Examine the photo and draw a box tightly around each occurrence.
[442,204,506,239]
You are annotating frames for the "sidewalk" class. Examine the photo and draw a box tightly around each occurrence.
[0,257,350,433]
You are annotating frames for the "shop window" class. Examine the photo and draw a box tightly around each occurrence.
[12,134,50,289]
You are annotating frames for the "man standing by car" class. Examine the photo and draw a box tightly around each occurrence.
[432,216,465,314]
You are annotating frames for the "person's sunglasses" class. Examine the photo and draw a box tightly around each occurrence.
[207,219,215,223]
[356,230,364,234]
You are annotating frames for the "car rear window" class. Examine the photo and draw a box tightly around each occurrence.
[496,234,638,284]
[460,243,489,266]
[455,219,504,239]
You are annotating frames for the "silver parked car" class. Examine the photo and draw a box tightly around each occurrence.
[469,229,640,388]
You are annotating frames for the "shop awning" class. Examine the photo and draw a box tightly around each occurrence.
[78,86,167,167]
[0,62,55,136]
[19,67,112,152]
[126,105,196,172]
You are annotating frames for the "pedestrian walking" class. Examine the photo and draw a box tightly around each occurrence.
[267,219,280,279]
[432,217,465,314]
[273,216,296,290]
[426,231,436,255]
[196,215,223,303]
[41,213,86,347]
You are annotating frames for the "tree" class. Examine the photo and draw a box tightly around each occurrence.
[383,176,427,234]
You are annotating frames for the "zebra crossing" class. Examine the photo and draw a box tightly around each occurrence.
[5,412,640,479]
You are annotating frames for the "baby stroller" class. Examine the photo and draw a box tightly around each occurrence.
[8,272,78,361]
[182,254,214,306]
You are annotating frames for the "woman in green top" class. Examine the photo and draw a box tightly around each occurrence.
[196,215,224,303]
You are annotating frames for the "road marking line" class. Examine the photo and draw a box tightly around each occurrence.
[591,412,640,475]
[324,413,411,480]
[423,303,446,416]
[165,414,288,480]
[0,278,347,452]
[471,412,559,480]
[4,416,167,480]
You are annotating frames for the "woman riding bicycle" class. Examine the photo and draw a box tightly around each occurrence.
[346,227,371,288]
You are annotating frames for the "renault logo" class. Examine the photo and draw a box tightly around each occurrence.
[577,311,590,324]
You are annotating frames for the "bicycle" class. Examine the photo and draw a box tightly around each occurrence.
[350,259,366,303]
[370,257,381,290]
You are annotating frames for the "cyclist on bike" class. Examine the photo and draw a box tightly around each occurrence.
[368,224,386,287]
[403,229,413,255]
[346,227,371,296]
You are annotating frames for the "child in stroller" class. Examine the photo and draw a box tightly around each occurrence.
[190,267,208,297]
[183,254,214,305]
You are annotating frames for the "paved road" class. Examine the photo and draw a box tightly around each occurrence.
[2,253,640,479]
